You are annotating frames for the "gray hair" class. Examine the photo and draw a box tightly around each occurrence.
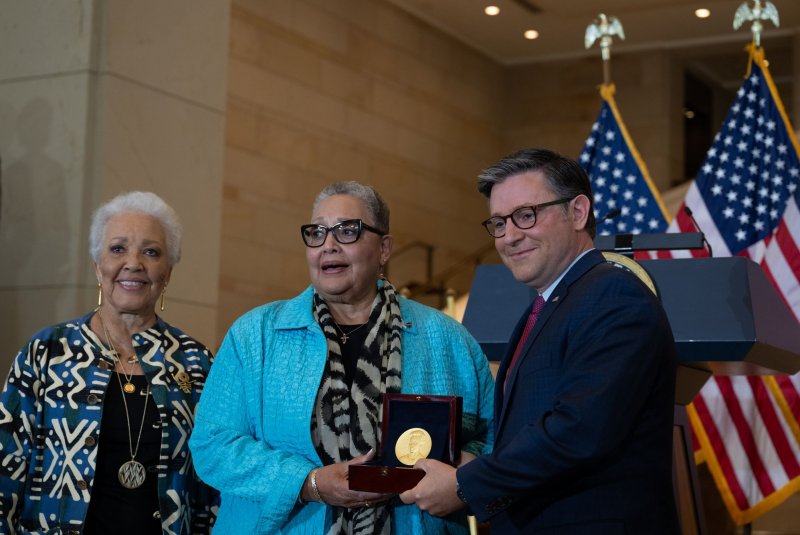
[89,191,183,266]
[312,181,390,233]
[477,148,597,238]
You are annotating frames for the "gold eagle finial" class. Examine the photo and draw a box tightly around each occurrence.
[733,0,780,48]
[585,14,625,85]
[585,13,625,58]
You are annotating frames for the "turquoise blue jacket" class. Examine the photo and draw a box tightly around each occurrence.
[190,286,494,534]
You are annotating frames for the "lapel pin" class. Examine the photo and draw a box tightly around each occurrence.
[173,370,193,393]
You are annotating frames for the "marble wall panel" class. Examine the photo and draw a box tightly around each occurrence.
[0,75,93,287]
[0,0,95,79]
[0,287,89,371]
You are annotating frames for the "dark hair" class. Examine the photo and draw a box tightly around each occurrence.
[477,148,596,237]
[313,181,390,233]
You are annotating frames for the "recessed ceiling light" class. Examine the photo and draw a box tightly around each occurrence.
[695,8,711,19]
[524,30,540,40]
[485,5,500,16]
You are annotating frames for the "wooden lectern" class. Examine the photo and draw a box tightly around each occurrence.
[462,251,800,535]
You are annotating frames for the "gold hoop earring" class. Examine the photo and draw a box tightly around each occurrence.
[160,288,166,312]
[97,283,103,307]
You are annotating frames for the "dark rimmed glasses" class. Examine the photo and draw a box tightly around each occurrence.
[300,219,386,247]
[482,197,574,238]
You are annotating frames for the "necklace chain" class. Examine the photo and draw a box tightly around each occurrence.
[95,308,150,489]
[95,309,137,387]
[332,321,368,344]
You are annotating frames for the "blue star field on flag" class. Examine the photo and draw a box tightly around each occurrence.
[690,60,799,255]
[579,100,668,235]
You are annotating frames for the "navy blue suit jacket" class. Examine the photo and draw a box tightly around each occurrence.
[458,249,679,534]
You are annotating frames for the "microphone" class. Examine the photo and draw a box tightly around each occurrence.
[683,206,713,257]
[600,207,621,223]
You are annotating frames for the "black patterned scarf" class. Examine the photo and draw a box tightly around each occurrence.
[311,279,404,534]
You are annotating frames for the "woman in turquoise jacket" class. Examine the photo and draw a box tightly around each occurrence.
[190,181,494,534]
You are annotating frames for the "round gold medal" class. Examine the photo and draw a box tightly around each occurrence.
[395,427,433,466]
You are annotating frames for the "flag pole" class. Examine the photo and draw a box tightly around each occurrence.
[580,12,672,228]
[584,13,625,86]
[683,0,800,528]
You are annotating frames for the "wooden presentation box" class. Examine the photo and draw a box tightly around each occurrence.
[348,393,462,493]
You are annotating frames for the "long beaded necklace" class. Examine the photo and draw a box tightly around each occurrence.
[95,308,150,490]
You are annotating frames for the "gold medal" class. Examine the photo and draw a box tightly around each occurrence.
[123,382,136,394]
[395,427,432,466]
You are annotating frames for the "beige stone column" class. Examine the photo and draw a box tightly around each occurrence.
[0,0,230,367]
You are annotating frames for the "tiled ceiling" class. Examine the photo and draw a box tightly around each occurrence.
[388,0,800,86]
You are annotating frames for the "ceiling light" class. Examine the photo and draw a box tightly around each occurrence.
[484,5,500,16]
[695,8,711,19]
[524,30,540,40]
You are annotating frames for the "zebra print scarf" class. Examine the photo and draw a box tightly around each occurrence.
[311,279,404,535]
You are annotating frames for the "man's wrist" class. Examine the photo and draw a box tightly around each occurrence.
[455,479,468,504]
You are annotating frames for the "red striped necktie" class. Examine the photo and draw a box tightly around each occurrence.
[504,296,545,392]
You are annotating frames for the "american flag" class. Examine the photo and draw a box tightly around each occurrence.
[663,46,800,525]
[579,84,670,235]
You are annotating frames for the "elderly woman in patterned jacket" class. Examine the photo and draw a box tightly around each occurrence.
[190,181,495,534]
[0,191,217,534]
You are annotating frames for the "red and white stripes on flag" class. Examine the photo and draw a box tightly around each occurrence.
[761,197,800,315]
[690,375,800,523]
[664,46,800,525]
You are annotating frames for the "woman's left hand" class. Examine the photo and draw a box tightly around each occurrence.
[307,449,393,508]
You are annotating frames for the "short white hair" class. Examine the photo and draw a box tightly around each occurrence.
[89,191,182,265]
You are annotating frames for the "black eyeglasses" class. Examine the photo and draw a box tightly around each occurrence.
[300,219,386,247]
[482,197,574,238]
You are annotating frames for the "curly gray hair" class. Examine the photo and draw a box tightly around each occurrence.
[312,181,390,233]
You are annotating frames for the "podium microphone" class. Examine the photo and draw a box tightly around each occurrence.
[683,206,713,257]
[600,207,622,223]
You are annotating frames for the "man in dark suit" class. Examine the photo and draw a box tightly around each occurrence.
[400,148,678,533]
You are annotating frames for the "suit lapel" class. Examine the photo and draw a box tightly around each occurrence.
[495,249,605,437]
[494,302,534,419]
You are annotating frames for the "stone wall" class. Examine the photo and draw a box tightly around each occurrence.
[0,0,228,364]
[502,50,684,194]
[219,0,505,336]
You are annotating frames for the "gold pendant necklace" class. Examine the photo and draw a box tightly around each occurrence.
[95,309,138,393]
[115,372,150,490]
[95,308,150,489]
[332,321,367,344]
